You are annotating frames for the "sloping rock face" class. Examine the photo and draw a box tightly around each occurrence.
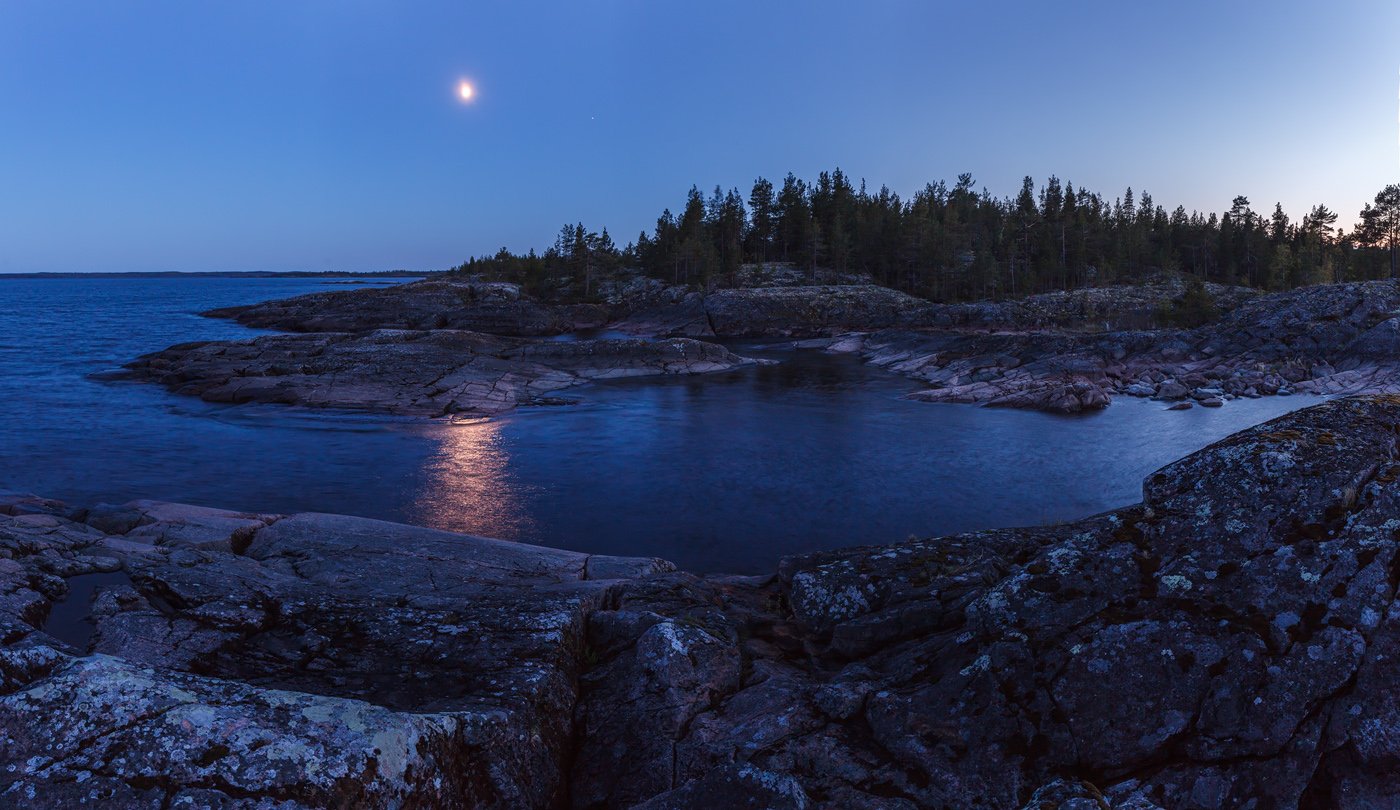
[831,280,1400,413]
[0,494,670,808]
[588,276,714,336]
[124,330,758,416]
[703,285,934,338]
[610,275,1250,339]
[10,397,1400,807]
[207,279,608,336]
[613,283,937,338]
[570,396,1400,808]
[838,329,1134,414]
[936,277,1255,332]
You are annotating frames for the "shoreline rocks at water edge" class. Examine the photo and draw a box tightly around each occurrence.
[6,396,1400,807]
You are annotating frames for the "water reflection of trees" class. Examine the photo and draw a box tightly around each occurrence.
[411,418,532,540]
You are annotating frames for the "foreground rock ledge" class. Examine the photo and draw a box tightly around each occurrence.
[124,329,760,416]
[7,397,1400,807]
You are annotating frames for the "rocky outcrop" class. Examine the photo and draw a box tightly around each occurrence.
[610,283,939,338]
[828,280,1400,413]
[0,491,670,808]
[202,277,1400,415]
[211,276,936,341]
[9,396,1400,807]
[702,285,933,338]
[124,330,760,416]
[610,283,936,338]
[934,276,1255,332]
[610,277,1252,340]
[207,279,608,336]
[595,279,714,337]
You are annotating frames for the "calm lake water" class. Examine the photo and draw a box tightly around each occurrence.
[0,276,1318,573]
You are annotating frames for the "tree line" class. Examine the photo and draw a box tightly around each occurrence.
[450,172,1400,303]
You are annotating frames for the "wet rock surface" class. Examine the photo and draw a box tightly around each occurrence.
[123,329,760,416]
[8,396,1400,807]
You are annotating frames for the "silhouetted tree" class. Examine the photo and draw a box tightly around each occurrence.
[449,175,1400,304]
[1358,185,1400,279]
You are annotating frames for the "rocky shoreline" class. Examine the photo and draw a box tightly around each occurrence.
[813,280,1400,413]
[162,275,1400,417]
[205,279,611,337]
[206,276,939,340]
[125,330,761,416]
[4,396,1400,807]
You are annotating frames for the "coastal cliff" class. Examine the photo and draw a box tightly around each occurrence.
[5,397,1400,808]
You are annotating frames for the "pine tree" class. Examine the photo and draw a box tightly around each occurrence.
[747,178,776,262]
[449,170,1387,305]
[1358,185,1400,279]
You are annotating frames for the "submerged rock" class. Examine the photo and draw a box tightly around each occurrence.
[10,397,1400,806]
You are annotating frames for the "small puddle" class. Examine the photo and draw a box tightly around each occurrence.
[43,570,131,652]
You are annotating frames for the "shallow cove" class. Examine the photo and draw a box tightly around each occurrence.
[0,276,1318,573]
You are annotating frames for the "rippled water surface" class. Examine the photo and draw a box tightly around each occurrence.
[0,277,1319,572]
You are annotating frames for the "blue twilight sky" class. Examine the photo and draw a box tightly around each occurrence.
[1,1,1398,274]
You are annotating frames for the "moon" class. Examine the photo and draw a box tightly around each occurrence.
[457,80,475,102]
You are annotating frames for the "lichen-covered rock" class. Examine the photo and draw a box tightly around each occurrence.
[0,653,521,808]
[14,397,1400,807]
[0,501,672,808]
[570,397,1400,807]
